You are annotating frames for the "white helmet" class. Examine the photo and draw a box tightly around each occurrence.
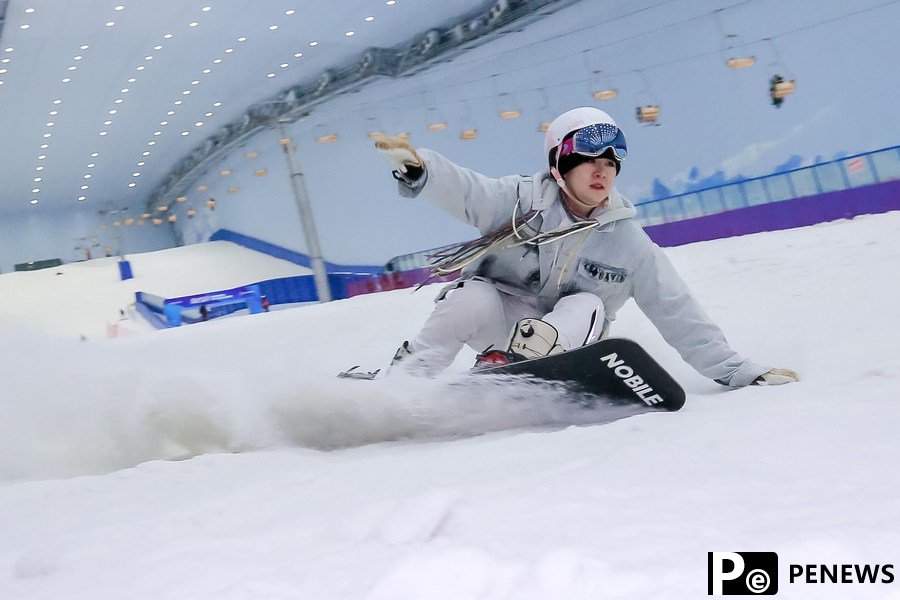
[543,107,626,167]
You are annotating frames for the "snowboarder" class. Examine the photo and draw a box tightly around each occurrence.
[376,107,797,387]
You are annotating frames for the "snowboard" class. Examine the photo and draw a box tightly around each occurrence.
[474,337,685,411]
[339,338,685,412]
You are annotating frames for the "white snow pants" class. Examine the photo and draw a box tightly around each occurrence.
[409,279,605,372]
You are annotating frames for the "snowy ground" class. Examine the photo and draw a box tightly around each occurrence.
[0,241,311,340]
[1,213,899,599]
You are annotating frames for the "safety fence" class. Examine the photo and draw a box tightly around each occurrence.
[634,145,900,226]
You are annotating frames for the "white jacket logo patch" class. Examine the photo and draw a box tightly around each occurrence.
[578,259,628,283]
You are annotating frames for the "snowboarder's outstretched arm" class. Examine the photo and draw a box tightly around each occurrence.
[376,136,529,234]
[631,241,797,387]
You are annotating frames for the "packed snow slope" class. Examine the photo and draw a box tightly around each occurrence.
[1,213,898,599]
[0,240,311,339]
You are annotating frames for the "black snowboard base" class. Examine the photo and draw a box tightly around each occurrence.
[474,337,685,412]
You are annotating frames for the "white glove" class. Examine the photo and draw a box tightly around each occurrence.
[375,136,424,175]
[754,368,799,386]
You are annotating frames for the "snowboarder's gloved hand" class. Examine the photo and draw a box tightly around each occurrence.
[754,368,799,386]
[375,136,425,181]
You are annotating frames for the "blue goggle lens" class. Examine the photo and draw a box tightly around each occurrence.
[560,123,628,160]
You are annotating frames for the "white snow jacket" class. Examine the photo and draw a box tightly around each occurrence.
[400,148,769,387]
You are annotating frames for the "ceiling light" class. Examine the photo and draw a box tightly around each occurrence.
[36,166,45,171]
[136,65,145,70]
[166,110,175,115]
[142,151,150,156]
[19,24,30,30]
[181,131,189,136]
[294,52,303,58]
[132,172,140,177]
[174,100,183,105]
[104,120,112,125]
[267,73,275,79]
[38,154,46,159]
[285,9,295,15]
[365,16,375,22]
[67,66,77,71]
[108,109,117,115]
[127,77,136,83]
[144,55,154,60]
[49,111,58,116]
[201,6,212,12]
[46,122,54,127]
[73,55,82,61]
[25,8,36,14]
[83,174,91,179]
[268,25,278,31]
[225,48,234,53]
[100,131,108,136]
[114,99,123,104]
[30,199,39,205]
[40,144,48,149]
[345,31,355,37]
[153,45,162,51]
[0,69,6,74]
[106,21,115,27]
[386,0,396,5]
[153,131,161,136]
[202,68,211,74]
[78,196,86,201]
[280,63,289,68]
[43,133,51,138]
[91,152,99,157]
[128,182,137,188]
[163,33,173,39]
[114,5,124,11]
[182,90,190,95]
[52,99,62,105]
[213,58,222,64]
[195,121,203,127]
[80,184,89,189]
[212,101,222,107]
[204,112,212,117]
[3,48,13,53]
[137,161,145,167]
[33,177,41,182]
[80,44,89,50]
[309,41,318,46]
[87,163,95,168]
[189,21,199,27]
[121,88,129,93]
[191,80,199,85]
[148,141,156,145]
[62,78,71,83]
[237,36,247,42]
[1,59,8,63]
[160,121,168,125]
[32,188,40,193]
[220,169,231,176]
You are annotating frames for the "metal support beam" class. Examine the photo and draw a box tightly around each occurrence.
[279,124,332,303]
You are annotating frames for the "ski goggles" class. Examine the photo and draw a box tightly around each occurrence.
[558,123,628,161]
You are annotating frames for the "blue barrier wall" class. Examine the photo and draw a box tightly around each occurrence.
[209,229,382,274]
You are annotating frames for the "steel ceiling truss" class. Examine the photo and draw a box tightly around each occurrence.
[146,0,582,211]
